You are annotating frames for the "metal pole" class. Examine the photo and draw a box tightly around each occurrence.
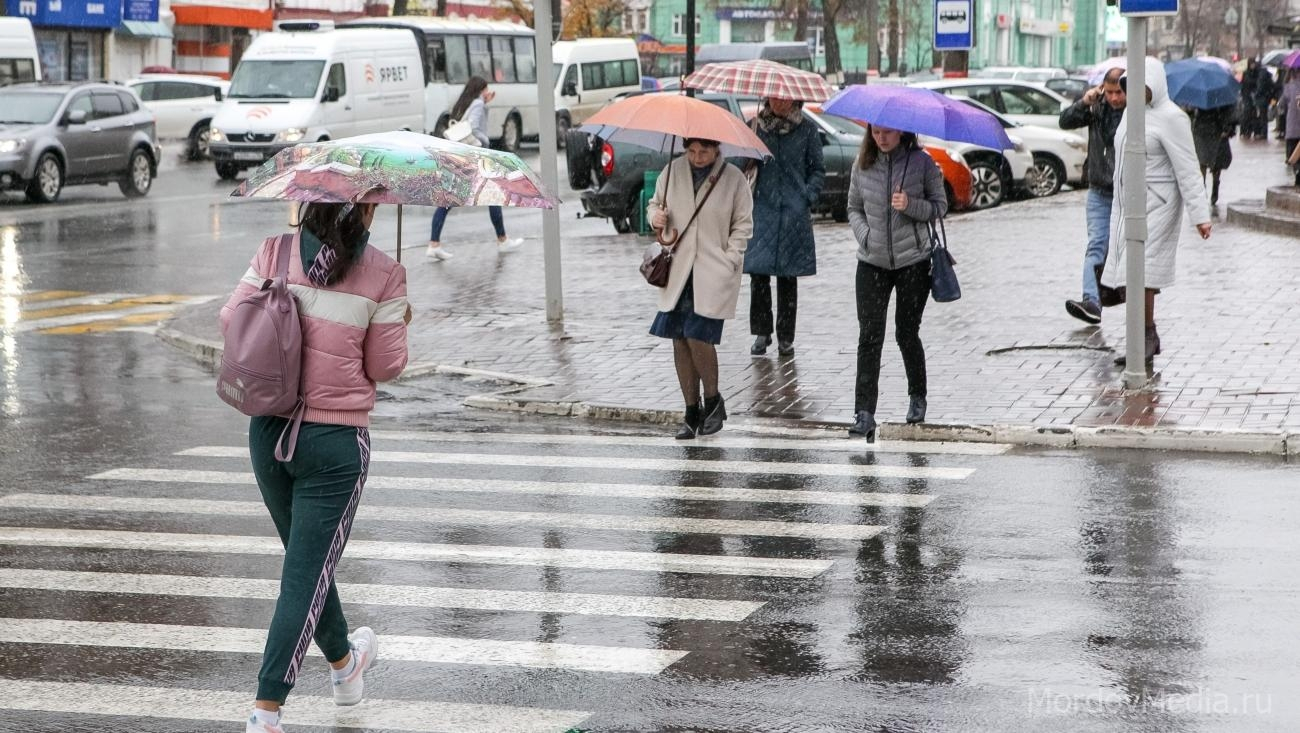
[1122,17,1148,389]
[535,0,564,322]
[685,0,696,94]
[1239,0,1249,59]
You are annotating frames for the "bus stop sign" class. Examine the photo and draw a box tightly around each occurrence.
[1118,0,1178,16]
[934,0,974,51]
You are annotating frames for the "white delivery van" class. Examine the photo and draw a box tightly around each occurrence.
[208,21,426,180]
[0,18,41,84]
[553,38,641,136]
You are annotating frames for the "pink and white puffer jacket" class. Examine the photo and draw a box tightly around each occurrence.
[220,231,408,427]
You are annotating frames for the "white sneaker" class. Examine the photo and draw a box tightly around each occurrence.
[332,626,378,706]
[426,245,453,260]
[497,237,523,252]
[245,710,285,733]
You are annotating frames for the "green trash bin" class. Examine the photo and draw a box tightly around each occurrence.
[637,169,660,235]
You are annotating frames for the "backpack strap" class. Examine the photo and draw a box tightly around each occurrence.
[270,231,305,463]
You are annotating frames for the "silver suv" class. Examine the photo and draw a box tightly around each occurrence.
[0,82,161,203]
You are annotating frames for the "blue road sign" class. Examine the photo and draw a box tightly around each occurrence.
[1118,0,1179,16]
[934,0,974,51]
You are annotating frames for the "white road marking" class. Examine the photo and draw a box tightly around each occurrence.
[0,527,833,578]
[0,617,687,674]
[0,567,762,621]
[0,493,884,541]
[179,446,975,480]
[0,680,589,733]
[91,467,937,508]
[369,428,1009,456]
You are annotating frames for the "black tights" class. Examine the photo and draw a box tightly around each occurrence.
[854,260,930,414]
[673,338,719,406]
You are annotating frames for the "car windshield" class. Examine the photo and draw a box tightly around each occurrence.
[0,91,64,124]
[228,60,325,99]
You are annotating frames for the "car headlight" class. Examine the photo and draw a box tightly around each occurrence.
[209,128,225,142]
[275,128,306,143]
[0,139,25,154]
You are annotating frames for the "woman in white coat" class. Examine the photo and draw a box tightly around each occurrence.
[1101,57,1212,366]
[647,138,754,439]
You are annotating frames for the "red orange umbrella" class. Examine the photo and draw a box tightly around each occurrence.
[578,93,770,160]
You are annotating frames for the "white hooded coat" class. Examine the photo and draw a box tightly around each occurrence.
[1101,57,1211,291]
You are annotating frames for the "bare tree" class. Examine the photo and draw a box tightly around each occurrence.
[1251,0,1289,57]
[562,0,628,38]
[885,0,900,75]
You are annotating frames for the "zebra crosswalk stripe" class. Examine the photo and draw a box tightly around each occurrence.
[179,446,976,480]
[368,428,1010,456]
[90,467,937,508]
[0,617,688,674]
[0,680,590,733]
[0,527,834,577]
[0,493,885,540]
[0,567,764,621]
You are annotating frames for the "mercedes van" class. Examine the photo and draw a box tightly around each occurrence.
[208,21,425,179]
[0,18,41,84]
[553,38,641,139]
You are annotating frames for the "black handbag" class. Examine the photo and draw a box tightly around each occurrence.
[926,218,961,303]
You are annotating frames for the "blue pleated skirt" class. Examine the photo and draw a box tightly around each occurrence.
[648,274,724,345]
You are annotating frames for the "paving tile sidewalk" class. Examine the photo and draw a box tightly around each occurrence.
[167,139,1300,449]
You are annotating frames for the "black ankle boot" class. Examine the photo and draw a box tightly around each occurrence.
[699,394,726,435]
[675,403,703,440]
[906,396,927,424]
[848,410,876,442]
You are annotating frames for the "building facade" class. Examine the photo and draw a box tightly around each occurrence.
[967,0,1108,70]
[5,0,172,80]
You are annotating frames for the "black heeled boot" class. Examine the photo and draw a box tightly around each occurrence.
[699,394,726,436]
[906,396,927,424]
[848,411,877,442]
[675,403,703,440]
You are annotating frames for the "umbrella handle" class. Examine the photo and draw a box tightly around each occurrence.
[656,227,679,247]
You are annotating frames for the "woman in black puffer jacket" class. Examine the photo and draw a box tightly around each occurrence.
[845,125,947,442]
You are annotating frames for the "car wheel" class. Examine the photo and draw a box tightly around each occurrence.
[500,115,521,153]
[188,121,212,161]
[432,116,449,139]
[1028,154,1064,198]
[25,152,62,203]
[215,162,240,180]
[966,159,1006,210]
[118,148,153,198]
[556,113,572,150]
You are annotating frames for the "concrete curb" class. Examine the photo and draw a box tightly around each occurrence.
[157,324,1294,456]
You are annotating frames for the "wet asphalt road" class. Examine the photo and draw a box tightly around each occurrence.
[1,150,1299,732]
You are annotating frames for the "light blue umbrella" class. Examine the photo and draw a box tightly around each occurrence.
[823,84,1013,150]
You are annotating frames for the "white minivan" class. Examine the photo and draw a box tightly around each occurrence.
[0,17,41,84]
[208,21,425,180]
[553,38,641,138]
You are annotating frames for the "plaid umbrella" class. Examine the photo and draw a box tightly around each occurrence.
[682,59,836,102]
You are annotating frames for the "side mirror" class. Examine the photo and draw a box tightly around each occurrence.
[214,88,223,102]
[562,82,577,97]
[819,131,831,145]
[67,109,87,125]
[324,87,340,103]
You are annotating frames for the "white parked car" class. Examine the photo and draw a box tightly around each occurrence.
[956,97,1087,198]
[126,74,229,160]
[970,66,1067,83]
[918,131,1033,211]
[913,78,1071,132]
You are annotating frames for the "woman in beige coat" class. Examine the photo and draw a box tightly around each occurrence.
[647,138,754,439]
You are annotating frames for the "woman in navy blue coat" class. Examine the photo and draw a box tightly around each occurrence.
[743,98,825,357]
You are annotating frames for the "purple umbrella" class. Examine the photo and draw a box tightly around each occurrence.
[1283,49,1300,70]
[823,84,1014,150]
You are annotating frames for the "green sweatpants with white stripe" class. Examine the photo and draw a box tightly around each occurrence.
[248,416,371,703]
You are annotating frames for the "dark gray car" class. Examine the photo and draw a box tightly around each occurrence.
[0,82,160,203]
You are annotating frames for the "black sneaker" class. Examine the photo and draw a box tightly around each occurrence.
[1065,299,1102,325]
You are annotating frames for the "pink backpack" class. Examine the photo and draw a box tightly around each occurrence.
[216,233,306,461]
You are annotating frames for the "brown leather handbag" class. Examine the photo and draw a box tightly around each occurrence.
[640,161,722,287]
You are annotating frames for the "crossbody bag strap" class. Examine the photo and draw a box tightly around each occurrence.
[672,169,723,248]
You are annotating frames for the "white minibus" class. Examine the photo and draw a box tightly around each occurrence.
[552,38,641,136]
[0,18,40,84]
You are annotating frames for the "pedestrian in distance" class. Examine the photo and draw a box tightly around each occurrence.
[647,138,754,439]
[846,124,948,442]
[220,201,411,733]
[1061,66,1127,326]
[1102,58,1212,368]
[1252,65,1280,140]
[743,97,825,357]
[426,75,523,261]
[1280,69,1300,188]
[1188,103,1236,208]
[1240,59,1266,139]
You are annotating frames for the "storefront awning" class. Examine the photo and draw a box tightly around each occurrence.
[172,4,274,30]
[118,20,173,38]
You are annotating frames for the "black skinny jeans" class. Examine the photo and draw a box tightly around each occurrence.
[749,275,797,342]
[855,259,930,414]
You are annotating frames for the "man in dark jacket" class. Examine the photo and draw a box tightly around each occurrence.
[1060,66,1126,324]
